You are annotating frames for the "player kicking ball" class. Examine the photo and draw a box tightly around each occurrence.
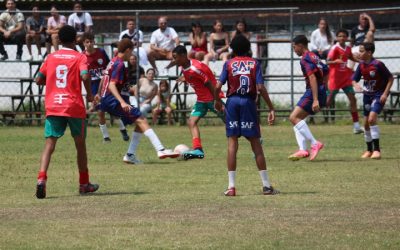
[288,35,327,161]
[215,35,278,196]
[98,38,179,164]
[35,25,99,199]
[352,42,393,159]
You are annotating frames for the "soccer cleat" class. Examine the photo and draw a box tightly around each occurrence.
[79,183,99,195]
[120,129,129,141]
[361,151,372,159]
[103,137,111,143]
[0,53,8,61]
[263,186,280,195]
[123,153,142,164]
[288,150,310,161]
[157,149,180,159]
[310,141,324,161]
[183,149,205,160]
[371,151,381,160]
[353,128,364,134]
[36,182,46,199]
[224,187,236,196]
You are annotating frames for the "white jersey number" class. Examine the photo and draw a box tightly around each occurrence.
[56,65,68,88]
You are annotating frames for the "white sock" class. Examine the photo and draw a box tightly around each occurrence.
[259,170,271,188]
[118,119,126,131]
[294,126,307,150]
[364,130,372,142]
[143,128,164,151]
[127,132,143,155]
[228,171,236,188]
[370,125,380,140]
[295,120,317,145]
[353,122,361,130]
[99,124,110,139]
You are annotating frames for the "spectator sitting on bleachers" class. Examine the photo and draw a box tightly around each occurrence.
[25,5,46,61]
[230,18,251,41]
[188,22,208,61]
[127,54,145,86]
[204,20,229,65]
[119,19,148,66]
[67,1,93,51]
[152,80,173,125]
[309,17,334,60]
[133,68,158,116]
[148,16,180,75]
[46,5,66,53]
[0,0,25,61]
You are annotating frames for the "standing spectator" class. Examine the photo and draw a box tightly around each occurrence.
[348,13,376,69]
[119,19,148,66]
[0,0,25,60]
[148,16,180,75]
[127,54,145,86]
[204,20,229,65]
[309,17,334,60]
[188,22,208,61]
[25,5,46,61]
[35,25,99,199]
[67,1,93,50]
[46,5,66,53]
[152,80,173,125]
[134,68,158,116]
[230,18,251,40]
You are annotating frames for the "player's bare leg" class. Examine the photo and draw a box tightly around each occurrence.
[346,92,362,134]
[224,136,238,196]
[98,111,111,142]
[36,137,58,199]
[367,112,380,159]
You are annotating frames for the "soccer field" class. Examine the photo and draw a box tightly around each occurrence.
[0,124,399,249]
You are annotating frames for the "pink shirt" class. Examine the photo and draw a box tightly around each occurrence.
[47,15,66,30]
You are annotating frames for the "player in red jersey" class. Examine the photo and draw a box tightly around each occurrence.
[98,38,179,163]
[326,29,362,134]
[171,45,224,160]
[82,32,129,143]
[35,25,99,199]
[352,42,393,159]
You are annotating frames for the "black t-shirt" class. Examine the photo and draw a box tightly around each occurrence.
[127,66,144,86]
[351,26,367,46]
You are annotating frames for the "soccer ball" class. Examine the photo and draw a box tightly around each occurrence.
[174,144,190,155]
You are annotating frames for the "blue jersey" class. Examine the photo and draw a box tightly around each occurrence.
[300,51,327,89]
[219,56,263,100]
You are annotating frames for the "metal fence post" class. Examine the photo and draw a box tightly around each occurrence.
[135,11,140,107]
[290,9,294,109]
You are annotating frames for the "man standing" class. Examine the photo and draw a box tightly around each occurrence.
[148,16,180,75]
[67,2,93,50]
[119,19,148,66]
[0,0,25,60]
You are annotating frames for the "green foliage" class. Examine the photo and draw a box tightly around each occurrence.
[0,125,399,249]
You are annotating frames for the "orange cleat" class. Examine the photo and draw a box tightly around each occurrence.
[370,151,381,160]
[361,151,372,159]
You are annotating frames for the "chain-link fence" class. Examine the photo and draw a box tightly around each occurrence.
[0,7,399,123]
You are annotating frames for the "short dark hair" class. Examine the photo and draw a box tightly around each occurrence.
[82,32,94,41]
[117,38,133,52]
[292,35,308,46]
[230,34,250,56]
[361,42,375,54]
[172,45,187,55]
[336,28,349,37]
[58,25,77,44]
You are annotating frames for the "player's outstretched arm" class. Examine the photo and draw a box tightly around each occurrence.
[258,84,275,125]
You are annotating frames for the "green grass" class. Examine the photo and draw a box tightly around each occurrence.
[0,124,399,249]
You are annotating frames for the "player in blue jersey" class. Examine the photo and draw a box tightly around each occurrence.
[288,35,327,161]
[352,42,393,159]
[98,38,179,163]
[82,32,129,143]
[215,35,278,196]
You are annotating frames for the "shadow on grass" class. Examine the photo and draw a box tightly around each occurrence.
[44,191,148,199]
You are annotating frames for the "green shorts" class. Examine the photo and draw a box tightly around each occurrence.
[327,85,355,96]
[190,101,216,117]
[44,116,87,138]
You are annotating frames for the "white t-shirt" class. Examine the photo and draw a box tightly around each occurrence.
[309,28,334,51]
[47,15,66,30]
[0,9,24,31]
[119,29,143,43]
[150,27,178,51]
[67,12,93,34]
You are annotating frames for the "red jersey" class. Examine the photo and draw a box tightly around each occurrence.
[38,48,88,118]
[327,44,353,90]
[182,59,217,102]
[83,48,110,84]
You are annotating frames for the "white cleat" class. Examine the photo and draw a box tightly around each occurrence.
[157,149,180,159]
[123,154,142,164]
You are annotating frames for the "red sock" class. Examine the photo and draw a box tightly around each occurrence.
[37,171,47,183]
[192,137,202,150]
[79,171,89,185]
[351,112,359,122]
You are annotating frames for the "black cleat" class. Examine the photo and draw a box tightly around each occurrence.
[262,186,280,195]
[36,182,46,199]
[120,129,129,141]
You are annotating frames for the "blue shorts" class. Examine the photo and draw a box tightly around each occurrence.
[91,81,100,96]
[297,85,327,115]
[363,92,383,116]
[100,94,142,125]
[225,95,260,138]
